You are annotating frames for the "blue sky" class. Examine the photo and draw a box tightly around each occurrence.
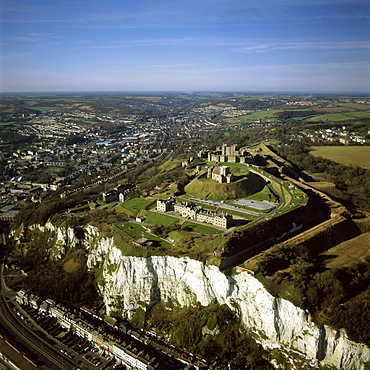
[1,0,368,92]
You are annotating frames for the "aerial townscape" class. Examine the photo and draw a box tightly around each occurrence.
[0,92,370,370]
[0,0,369,368]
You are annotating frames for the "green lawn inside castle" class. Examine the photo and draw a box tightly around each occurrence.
[184,164,265,201]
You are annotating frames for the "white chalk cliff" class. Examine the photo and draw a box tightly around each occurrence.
[24,224,370,369]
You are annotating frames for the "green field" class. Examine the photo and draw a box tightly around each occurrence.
[311,146,370,169]
[339,103,370,111]
[246,185,277,202]
[307,113,356,123]
[29,106,56,111]
[41,167,65,177]
[321,232,370,269]
[145,211,179,225]
[236,110,280,122]
[115,222,172,249]
[102,202,117,210]
[118,198,155,216]
[293,102,370,122]
[313,107,354,114]
[116,222,148,238]
[344,111,370,119]
[159,158,183,171]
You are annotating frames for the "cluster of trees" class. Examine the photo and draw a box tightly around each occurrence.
[256,244,370,346]
[274,110,315,121]
[145,303,273,369]
[276,142,370,211]
[0,127,37,147]
[294,260,370,346]
[23,258,99,308]
[14,199,71,226]
[138,164,190,195]
[13,185,101,227]
[150,224,181,238]
[8,228,100,308]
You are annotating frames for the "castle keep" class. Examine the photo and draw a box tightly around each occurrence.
[208,143,251,163]
[207,165,233,183]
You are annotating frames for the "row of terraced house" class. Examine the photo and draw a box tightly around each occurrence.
[15,291,197,370]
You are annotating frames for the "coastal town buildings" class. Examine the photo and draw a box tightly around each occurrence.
[15,291,196,369]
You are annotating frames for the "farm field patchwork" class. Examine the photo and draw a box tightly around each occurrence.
[344,111,370,119]
[29,106,56,111]
[313,107,356,114]
[306,113,357,122]
[338,102,370,111]
[311,146,370,169]
[249,110,280,119]
[233,110,280,123]
[320,232,370,269]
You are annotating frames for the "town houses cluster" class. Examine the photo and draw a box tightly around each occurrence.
[15,291,201,369]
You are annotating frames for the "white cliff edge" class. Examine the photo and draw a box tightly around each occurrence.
[91,240,370,370]
[20,224,370,369]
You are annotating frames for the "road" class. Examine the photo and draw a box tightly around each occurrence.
[188,196,262,216]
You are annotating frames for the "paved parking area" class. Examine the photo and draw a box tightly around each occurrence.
[233,199,276,211]
[189,197,262,216]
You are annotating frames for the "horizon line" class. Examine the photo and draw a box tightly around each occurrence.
[1,90,369,95]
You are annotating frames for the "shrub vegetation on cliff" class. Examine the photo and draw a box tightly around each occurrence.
[253,235,370,347]
[144,302,273,369]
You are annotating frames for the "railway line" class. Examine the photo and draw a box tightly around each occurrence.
[0,246,78,370]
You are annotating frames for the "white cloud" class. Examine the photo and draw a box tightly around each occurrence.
[238,41,369,54]
[0,51,33,61]
[144,63,204,68]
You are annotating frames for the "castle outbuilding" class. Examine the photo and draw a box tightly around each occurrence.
[157,198,232,228]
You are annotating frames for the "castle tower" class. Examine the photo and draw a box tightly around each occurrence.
[221,143,228,156]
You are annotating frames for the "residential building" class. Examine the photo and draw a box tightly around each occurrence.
[157,198,232,228]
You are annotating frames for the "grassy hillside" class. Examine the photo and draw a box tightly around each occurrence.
[311,146,370,170]
[184,172,265,201]
[321,232,370,269]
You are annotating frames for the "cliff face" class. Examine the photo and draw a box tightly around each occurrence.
[20,223,370,369]
[89,239,370,369]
